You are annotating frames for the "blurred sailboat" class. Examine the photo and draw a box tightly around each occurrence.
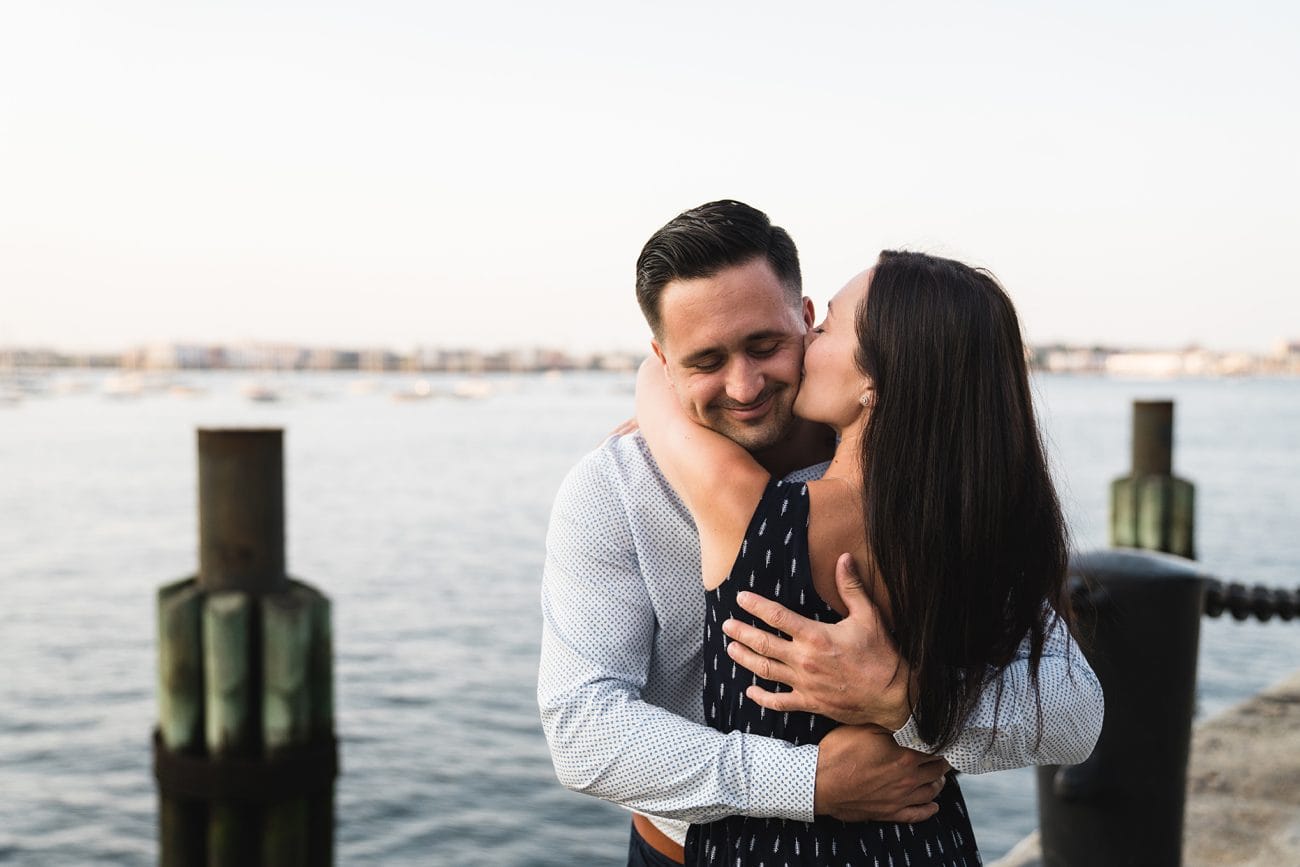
[451,378,492,400]
[348,378,381,396]
[102,373,145,399]
[1,349,31,404]
[239,380,282,403]
[392,379,439,401]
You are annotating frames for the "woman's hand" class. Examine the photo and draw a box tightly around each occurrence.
[721,553,917,730]
[607,417,639,438]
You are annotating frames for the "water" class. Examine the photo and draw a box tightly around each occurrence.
[0,371,1296,865]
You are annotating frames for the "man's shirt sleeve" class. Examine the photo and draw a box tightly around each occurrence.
[892,611,1105,773]
[537,447,818,824]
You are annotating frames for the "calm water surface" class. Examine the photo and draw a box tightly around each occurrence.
[0,371,1296,865]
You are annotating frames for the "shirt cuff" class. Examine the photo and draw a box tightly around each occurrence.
[891,714,933,753]
[745,736,819,823]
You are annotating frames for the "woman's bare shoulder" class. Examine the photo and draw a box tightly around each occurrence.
[805,479,873,616]
[698,466,772,590]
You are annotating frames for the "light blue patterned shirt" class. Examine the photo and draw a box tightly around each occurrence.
[538,433,1103,846]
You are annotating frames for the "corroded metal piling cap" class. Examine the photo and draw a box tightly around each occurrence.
[197,428,287,594]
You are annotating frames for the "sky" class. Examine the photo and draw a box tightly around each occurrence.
[2,1,1298,354]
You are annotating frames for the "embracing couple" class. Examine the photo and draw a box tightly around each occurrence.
[539,200,1104,866]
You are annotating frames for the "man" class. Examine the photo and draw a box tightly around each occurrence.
[539,201,1103,866]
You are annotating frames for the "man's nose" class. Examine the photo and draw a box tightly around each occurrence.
[725,358,765,405]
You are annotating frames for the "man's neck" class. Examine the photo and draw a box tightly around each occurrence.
[750,418,836,478]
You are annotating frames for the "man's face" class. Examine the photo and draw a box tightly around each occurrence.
[651,257,813,452]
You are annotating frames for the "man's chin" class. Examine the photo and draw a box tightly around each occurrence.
[707,415,793,454]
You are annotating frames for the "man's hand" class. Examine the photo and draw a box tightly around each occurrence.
[814,725,949,822]
[722,553,916,729]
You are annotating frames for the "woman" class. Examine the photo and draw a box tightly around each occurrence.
[635,250,1075,866]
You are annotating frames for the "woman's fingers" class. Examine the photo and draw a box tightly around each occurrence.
[607,417,639,437]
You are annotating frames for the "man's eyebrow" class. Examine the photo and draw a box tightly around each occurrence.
[745,329,790,343]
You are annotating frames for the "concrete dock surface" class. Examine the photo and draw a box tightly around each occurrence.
[991,667,1300,866]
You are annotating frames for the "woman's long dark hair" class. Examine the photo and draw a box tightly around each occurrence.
[856,250,1070,751]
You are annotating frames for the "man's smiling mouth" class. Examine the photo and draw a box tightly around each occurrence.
[721,393,774,420]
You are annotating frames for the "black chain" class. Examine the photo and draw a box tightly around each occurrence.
[1203,579,1300,622]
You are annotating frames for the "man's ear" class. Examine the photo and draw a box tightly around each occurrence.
[801,296,815,329]
[651,340,668,369]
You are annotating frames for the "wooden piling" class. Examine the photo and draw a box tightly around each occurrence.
[308,591,335,866]
[261,584,314,867]
[159,578,205,751]
[205,592,258,866]
[1110,400,1196,557]
[263,585,314,753]
[154,428,337,866]
[204,592,255,754]
[157,578,206,867]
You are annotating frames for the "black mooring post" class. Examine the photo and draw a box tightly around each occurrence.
[1043,401,1200,865]
[1037,549,1206,866]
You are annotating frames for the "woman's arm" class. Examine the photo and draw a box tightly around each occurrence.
[635,358,770,585]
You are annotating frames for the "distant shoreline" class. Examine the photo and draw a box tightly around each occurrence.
[3,366,1300,382]
[5,341,1300,378]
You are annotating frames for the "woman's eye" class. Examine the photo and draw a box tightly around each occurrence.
[812,327,825,334]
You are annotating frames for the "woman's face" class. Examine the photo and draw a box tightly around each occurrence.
[794,268,874,430]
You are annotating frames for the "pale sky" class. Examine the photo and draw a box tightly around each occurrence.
[2,1,1297,354]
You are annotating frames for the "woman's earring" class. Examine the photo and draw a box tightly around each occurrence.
[858,392,873,407]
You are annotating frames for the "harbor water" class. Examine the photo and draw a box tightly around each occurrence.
[0,371,1297,865]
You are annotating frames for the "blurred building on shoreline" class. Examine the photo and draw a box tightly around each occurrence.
[2,342,643,374]
[1030,341,1300,377]
[3,340,1299,377]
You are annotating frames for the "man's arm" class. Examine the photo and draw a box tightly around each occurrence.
[538,446,947,823]
[891,612,1104,774]
[539,447,818,823]
[723,553,1105,774]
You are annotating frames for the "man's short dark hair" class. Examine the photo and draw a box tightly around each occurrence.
[635,200,802,337]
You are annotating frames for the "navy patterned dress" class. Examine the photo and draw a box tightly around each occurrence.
[685,479,982,867]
